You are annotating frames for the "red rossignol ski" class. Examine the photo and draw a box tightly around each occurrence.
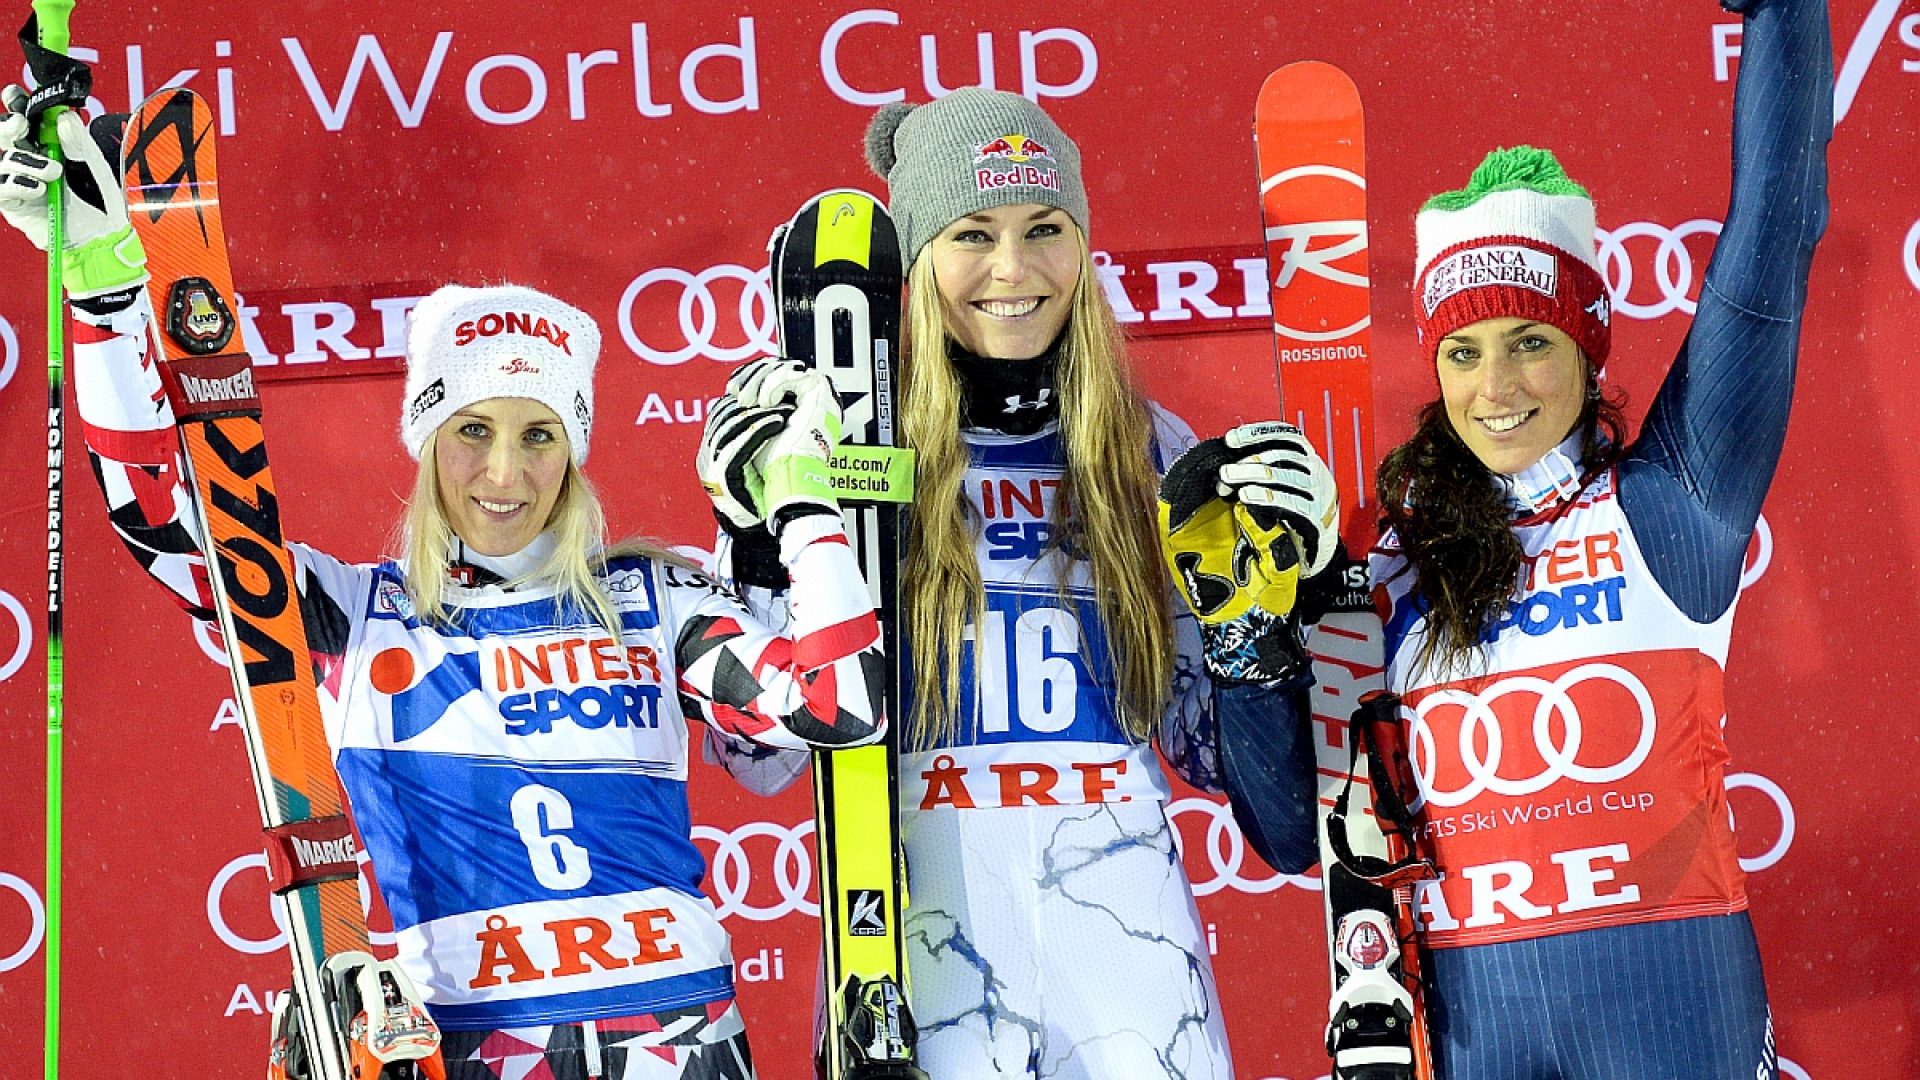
[119,87,444,1080]
[1254,61,1435,1080]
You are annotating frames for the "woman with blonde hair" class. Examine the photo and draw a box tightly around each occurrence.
[0,89,888,1076]
[860,86,1256,1078]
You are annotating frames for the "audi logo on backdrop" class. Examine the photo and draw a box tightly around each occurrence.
[0,314,17,392]
[206,851,392,955]
[619,264,775,366]
[0,587,32,684]
[1905,219,1920,293]
[1169,797,1317,896]
[194,618,230,668]
[686,802,1312,927]
[1596,219,1723,320]
[1410,664,1658,808]
[694,820,819,922]
[1741,513,1773,593]
[0,873,45,974]
[1727,770,1796,874]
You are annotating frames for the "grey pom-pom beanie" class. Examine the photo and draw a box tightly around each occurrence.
[863,87,1088,265]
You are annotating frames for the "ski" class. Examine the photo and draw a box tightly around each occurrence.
[768,190,924,1080]
[118,87,443,1080]
[1249,61,1436,1080]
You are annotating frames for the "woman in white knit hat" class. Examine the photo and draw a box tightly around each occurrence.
[1194,0,1832,1076]
[0,93,887,1074]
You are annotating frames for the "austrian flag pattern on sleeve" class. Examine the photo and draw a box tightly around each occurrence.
[1374,469,1746,950]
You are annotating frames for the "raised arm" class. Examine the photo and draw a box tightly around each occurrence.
[1622,0,1832,620]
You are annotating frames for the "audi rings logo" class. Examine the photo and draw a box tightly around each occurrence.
[694,820,819,922]
[1905,219,1920,294]
[1410,663,1657,808]
[1169,796,1317,896]
[0,314,18,392]
[1595,219,1722,321]
[0,872,46,974]
[207,850,392,955]
[194,617,231,668]
[619,264,776,366]
[1740,513,1773,594]
[690,805,1310,925]
[1727,771,1796,874]
[0,588,32,684]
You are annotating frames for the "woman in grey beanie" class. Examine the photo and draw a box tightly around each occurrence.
[865,87,1236,1077]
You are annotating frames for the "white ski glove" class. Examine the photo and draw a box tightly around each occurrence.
[698,394,791,531]
[0,85,146,300]
[1215,421,1339,580]
[723,355,844,528]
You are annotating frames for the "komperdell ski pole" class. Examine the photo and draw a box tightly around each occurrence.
[16,6,84,1077]
[116,86,445,1080]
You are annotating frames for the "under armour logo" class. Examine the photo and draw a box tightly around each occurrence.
[1003,389,1053,414]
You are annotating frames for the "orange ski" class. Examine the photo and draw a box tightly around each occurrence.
[122,87,442,1080]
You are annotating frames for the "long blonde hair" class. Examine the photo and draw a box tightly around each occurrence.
[400,430,685,638]
[901,237,1173,748]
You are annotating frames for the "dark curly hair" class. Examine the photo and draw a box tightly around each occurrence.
[1376,367,1628,678]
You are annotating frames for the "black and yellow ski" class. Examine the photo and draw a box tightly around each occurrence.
[770,190,923,1080]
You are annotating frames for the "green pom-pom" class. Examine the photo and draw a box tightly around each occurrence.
[1422,146,1589,212]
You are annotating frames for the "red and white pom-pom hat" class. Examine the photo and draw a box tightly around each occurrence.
[1412,146,1612,369]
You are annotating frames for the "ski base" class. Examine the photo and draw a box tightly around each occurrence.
[122,87,444,1080]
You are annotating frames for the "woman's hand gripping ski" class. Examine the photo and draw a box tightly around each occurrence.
[1158,421,1339,685]
[697,356,846,536]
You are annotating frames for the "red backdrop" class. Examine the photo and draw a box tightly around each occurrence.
[2,2,1916,1077]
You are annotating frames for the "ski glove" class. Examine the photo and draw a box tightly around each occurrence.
[698,394,791,531]
[1215,421,1339,580]
[0,86,146,300]
[1160,427,1325,685]
[724,356,844,528]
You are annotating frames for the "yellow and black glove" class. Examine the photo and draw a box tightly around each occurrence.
[1158,422,1338,684]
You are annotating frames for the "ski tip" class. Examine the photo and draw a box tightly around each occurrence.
[1256,60,1364,124]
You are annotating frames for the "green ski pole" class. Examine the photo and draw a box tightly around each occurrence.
[29,2,75,1078]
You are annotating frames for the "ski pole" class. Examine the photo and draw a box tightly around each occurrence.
[28,3,76,1078]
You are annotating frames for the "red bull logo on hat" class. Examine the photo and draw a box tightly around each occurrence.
[974,134,1060,195]
[974,133,1055,164]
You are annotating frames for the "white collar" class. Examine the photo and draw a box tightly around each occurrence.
[1499,431,1587,515]
[453,530,560,587]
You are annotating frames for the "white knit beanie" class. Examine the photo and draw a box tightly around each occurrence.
[400,284,601,464]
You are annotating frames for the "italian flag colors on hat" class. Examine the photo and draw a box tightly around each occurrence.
[1413,146,1613,369]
